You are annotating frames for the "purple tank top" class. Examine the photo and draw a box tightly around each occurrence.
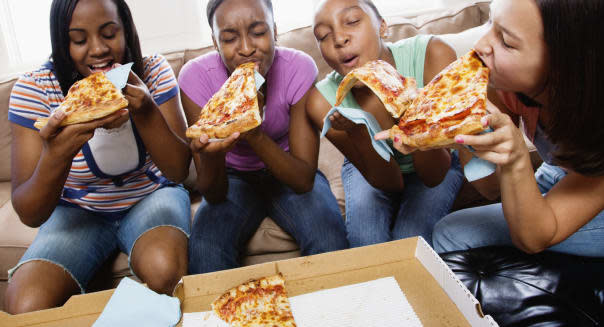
[178,47,318,170]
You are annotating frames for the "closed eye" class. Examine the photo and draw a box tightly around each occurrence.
[316,32,330,42]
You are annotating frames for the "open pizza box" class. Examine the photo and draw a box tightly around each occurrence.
[175,237,498,326]
[0,237,498,327]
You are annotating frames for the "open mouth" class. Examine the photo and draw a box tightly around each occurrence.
[89,61,114,73]
[341,55,359,68]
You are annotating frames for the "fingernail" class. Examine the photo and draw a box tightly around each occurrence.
[394,136,400,143]
[455,136,464,144]
[482,117,489,127]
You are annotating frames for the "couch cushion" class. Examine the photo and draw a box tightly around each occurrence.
[0,180,10,207]
[386,2,489,43]
[277,1,490,80]
[0,79,16,182]
[0,183,36,248]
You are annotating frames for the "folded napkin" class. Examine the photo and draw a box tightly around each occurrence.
[321,107,392,161]
[463,128,497,182]
[92,277,181,327]
[105,62,134,90]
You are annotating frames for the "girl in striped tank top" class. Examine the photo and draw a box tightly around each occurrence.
[5,0,191,314]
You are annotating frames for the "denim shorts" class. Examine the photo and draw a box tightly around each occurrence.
[8,185,191,293]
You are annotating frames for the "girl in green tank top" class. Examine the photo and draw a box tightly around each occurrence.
[305,0,464,247]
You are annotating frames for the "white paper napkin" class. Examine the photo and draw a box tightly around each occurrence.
[105,62,133,90]
[183,277,422,327]
[463,128,497,182]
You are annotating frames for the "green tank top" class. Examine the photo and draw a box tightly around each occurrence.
[316,34,432,174]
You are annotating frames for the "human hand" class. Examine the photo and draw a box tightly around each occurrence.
[454,101,529,168]
[189,132,240,156]
[374,129,418,155]
[123,71,153,115]
[329,111,360,133]
[39,109,129,162]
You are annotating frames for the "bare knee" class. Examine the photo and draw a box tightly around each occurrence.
[5,262,79,314]
[132,227,188,295]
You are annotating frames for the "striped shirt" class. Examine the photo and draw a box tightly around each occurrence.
[8,54,179,213]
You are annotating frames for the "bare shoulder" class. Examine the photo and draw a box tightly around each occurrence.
[424,37,457,83]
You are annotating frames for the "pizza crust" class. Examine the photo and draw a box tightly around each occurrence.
[391,115,485,149]
[185,107,261,139]
[335,60,417,118]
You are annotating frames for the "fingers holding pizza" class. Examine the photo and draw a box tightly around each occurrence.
[40,109,129,162]
[123,70,154,115]
[189,132,241,156]
[454,101,531,168]
[374,130,417,155]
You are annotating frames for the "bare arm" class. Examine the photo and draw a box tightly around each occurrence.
[11,110,128,227]
[456,105,604,254]
[181,91,232,203]
[126,72,190,183]
[306,86,404,192]
[244,91,319,193]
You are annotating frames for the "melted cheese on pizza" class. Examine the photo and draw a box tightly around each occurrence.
[212,274,297,327]
[186,62,261,138]
[34,72,128,129]
[393,49,489,147]
[400,50,488,126]
[335,60,417,118]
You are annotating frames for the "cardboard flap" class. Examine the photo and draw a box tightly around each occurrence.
[277,237,418,280]
[3,289,113,327]
[414,237,499,326]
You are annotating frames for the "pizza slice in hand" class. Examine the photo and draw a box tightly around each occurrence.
[186,62,262,139]
[34,72,128,130]
[212,274,297,327]
[335,60,418,118]
[391,49,490,149]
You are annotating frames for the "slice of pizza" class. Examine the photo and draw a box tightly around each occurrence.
[212,274,297,327]
[335,60,418,118]
[186,62,261,139]
[33,72,128,130]
[391,49,490,149]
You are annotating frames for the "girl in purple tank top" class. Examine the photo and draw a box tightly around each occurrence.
[180,0,348,274]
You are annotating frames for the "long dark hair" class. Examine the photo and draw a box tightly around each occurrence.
[49,0,144,95]
[206,0,274,29]
[534,0,604,176]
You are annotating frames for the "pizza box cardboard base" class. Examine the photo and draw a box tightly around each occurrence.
[0,237,498,327]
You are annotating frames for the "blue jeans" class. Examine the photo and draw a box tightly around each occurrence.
[433,162,604,257]
[188,170,348,274]
[8,185,191,293]
[342,152,464,248]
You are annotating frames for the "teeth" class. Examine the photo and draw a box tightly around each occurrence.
[91,63,110,68]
